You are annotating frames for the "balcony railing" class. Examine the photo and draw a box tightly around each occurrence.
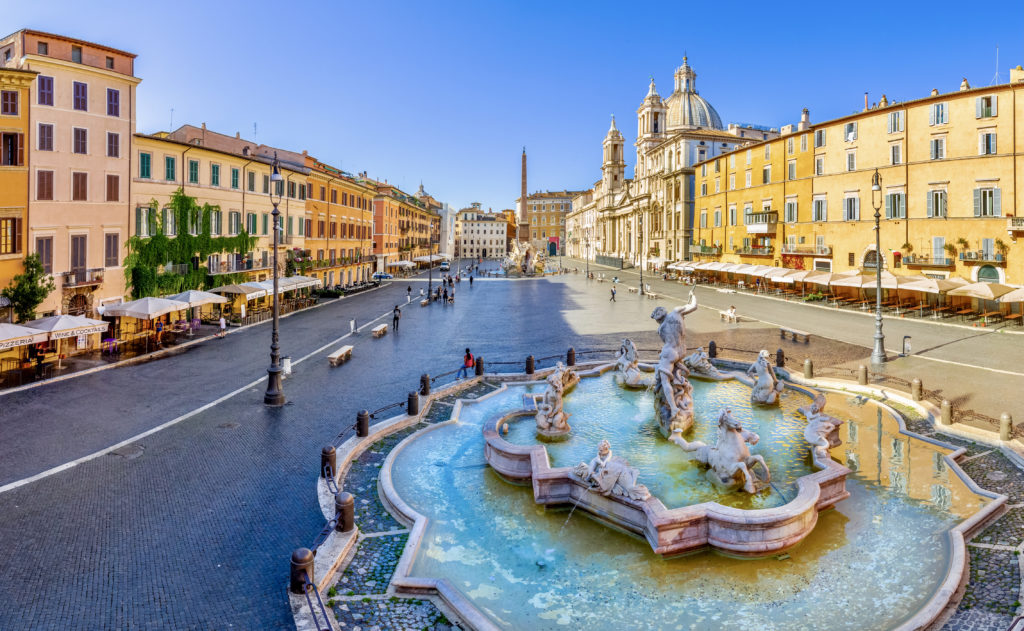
[744,212,778,234]
[1008,217,1024,232]
[904,254,954,268]
[208,257,272,275]
[781,244,831,256]
[62,268,104,288]
[691,245,721,256]
[960,250,1006,264]
[735,246,773,256]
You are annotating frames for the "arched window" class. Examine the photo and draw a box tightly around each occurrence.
[863,249,880,269]
[977,264,1000,283]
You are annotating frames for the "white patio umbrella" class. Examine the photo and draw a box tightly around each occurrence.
[0,323,48,351]
[899,276,970,294]
[242,280,286,295]
[25,315,109,369]
[168,290,228,307]
[102,297,189,319]
[209,284,267,300]
[281,275,322,290]
[948,282,1017,301]
[997,287,1024,303]
[413,254,447,263]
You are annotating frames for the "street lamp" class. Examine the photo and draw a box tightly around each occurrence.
[638,213,644,296]
[264,153,286,406]
[870,168,886,366]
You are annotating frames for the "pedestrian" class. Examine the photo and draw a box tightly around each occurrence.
[469,275,474,286]
[392,305,401,331]
[610,286,617,302]
[456,348,474,379]
[218,314,227,338]
[443,286,449,303]
[407,285,412,300]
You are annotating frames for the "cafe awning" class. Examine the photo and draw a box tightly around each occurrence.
[167,290,229,307]
[24,315,108,340]
[102,297,190,319]
[0,323,49,350]
[209,284,268,300]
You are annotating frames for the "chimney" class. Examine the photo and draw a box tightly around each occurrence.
[959,77,970,91]
[1012,65,1024,83]
[797,108,810,131]
[863,92,868,111]
[931,88,939,96]
[879,94,889,107]
[201,122,207,131]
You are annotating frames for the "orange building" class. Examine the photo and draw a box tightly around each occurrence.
[304,158,375,287]
[0,67,37,315]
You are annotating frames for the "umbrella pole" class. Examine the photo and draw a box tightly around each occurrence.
[57,338,62,370]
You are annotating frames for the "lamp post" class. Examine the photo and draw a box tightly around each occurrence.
[585,227,590,277]
[638,213,644,296]
[264,153,286,406]
[870,168,886,365]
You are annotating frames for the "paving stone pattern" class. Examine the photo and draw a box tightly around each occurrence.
[957,547,1020,617]
[962,451,1024,502]
[979,508,1024,548]
[330,597,453,631]
[336,534,408,594]
[345,427,421,533]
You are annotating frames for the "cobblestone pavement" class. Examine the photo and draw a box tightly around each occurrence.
[329,597,453,631]
[336,533,409,594]
[2,263,1022,629]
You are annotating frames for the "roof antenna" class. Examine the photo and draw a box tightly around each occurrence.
[253,122,258,144]
[991,46,1000,85]
[169,107,174,131]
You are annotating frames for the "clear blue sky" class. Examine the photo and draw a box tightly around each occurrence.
[8,0,1024,212]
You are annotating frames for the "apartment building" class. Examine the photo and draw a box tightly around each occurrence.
[0,67,36,300]
[304,158,375,287]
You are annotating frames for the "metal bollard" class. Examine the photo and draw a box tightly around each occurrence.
[356,410,369,437]
[335,492,355,532]
[708,340,717,359]
[320,445,336,479]
[567,347,576,367]
[803,358,813,379]
[775,348,785,368]
[475,356,484,376]
[407,391,419,416]
[857,365,868,386]
[526,355,535,374]
[940,400,952,425]
[1001,413,1013,442]
[912,378,923,402]
[290,548,314,594]
[420,373,431,396]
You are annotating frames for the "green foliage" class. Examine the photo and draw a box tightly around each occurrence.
[1,254,56,322]
[803,292,825,302]
[124,188,257,299]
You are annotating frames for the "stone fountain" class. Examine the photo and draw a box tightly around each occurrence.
[534,362,578,440]
[650,294,698,436]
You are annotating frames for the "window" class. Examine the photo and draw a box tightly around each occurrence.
[0,90,17,115]
[36,237,52,273]
[929,137,945,160]
[846,151,856,171]
[247,171,255,191]
[745,149,751,165]
[815,157,824,176]
[787,138,794,154]
[927,190,947,218]
[72,128,87,154]
[814,129,826,147]
[331,189,337,204]
[764,144,770,159]
[784,200,797,223]
[700,182,706,196]
[37,123,53,151]
[71,45,82,63]
[713,209,721,227]
[729,206,737,226]
[231,167,239,189]
[37,41,48,55]
[729,154,735,168]
[246,213,257,234]
[929,103,948,125]
[787,160,796,180]
[262,175,269,194]
[728,174,735,190]
[105,56,114,69]
[885,192,906,219]
[138,152,151,178]
[812,198,827,222]
[106,132,119,158]
[299,184,306,200]
[73,82,87,111]
[37,170,54,200]
[979,132,997,155]
[188,160,199,184]
[162,207,176,236]
[210,164,220,187]
[211,210,222,236]
[976,95,997,118]
[800,134,808,151]
[104,233,119,267]
[844,122,857,142]
[762,165,770,184]
[288,181,296,198]
[0,218,21,255]
[275,180,284,197]
[136,207,152,237]
[165,156,176,181]
[887,111,904,133]
[974,187,1001,217]
[891,144,902,165]
[106,89,119,117]
[229,211,241,235]
[37,76,53,106]
[843,196,860,221]
[700,212,707,228]
[105,174,119,202]
[714,160,720,173]
[72,172,88,201]
[700,164,707,176]
[745,171,751,187]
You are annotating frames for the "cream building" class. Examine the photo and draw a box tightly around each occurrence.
[1,30,139,316]
[515,190,581,255]
[572,57,777,270]
[694,67,1024,285]
[455,204,507,260]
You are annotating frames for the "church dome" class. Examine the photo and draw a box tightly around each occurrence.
[664,57,723,131]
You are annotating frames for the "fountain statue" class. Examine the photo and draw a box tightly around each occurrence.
[670,408,771,494]
[651,293,699,436]
[573,439,650,501]
[747,350,784,405]
[535,363,578,439]
[800,396,844,470]
[614,338,647,388]
[682,346,725,380]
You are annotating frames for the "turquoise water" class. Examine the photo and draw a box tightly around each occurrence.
[389,379,991,630]
[504,374,812,509]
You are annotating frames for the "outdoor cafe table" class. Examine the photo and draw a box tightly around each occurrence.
[907,304,930,316]
[931,305,953,318]
[980,310,1003,324]
[955,308,975,320]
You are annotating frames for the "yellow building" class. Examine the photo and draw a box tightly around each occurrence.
[304,158,375,287]
[0,67,36,313]
[695,69,1024,285]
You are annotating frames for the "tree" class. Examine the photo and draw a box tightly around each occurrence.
[2,254,56,323]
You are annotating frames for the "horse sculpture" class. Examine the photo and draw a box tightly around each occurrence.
[669,408,771,494]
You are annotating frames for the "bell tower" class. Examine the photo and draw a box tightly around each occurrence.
[602,116,625,196]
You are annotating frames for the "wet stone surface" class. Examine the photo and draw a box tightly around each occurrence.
[345,426,422,533]
[336,534,408,594]
[330,597,454,631]
[955,547,1020,618]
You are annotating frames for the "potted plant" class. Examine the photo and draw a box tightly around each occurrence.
[901,242,913,254]
[943,243,957,262]
[995,238,1009,261]
[956,237,970,252]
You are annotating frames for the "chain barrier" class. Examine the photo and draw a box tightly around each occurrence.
[300,571,333,631]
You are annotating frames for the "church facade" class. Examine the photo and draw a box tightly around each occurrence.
[567,57,778,268]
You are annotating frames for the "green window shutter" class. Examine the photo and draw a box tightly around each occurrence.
[994,188,1002,216]
[926,192,933,218]
[262,213,268,235]
[973,189,981,216]
[288,217,293,236]
[135,207,142,236]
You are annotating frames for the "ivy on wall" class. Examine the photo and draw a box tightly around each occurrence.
[124,188,258,299]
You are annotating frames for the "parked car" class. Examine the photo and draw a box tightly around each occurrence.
[372,272,394,281]
[439,261,450,272]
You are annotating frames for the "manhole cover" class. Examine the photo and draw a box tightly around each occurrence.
[218,422,241,429]
[987,471,1008,481]
[109,444,145,459]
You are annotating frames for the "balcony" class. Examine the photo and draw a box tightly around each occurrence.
[735,246,774,257]
[781,244,831,256]
[208,256,272,275]
[691,245,721,257]
[903,254,954,269]
[959,250,1007,265]
[1008,217,1024,234]
[62,268,104,289]
[744,212,778,235]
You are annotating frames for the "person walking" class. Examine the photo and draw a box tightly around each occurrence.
[392,305,401,331]
[469,275,473,286]
[407,285,412,300]
[609,286,617,302]
[443,286,449,303]
[218,315,227,338]
[456,348,474,379]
